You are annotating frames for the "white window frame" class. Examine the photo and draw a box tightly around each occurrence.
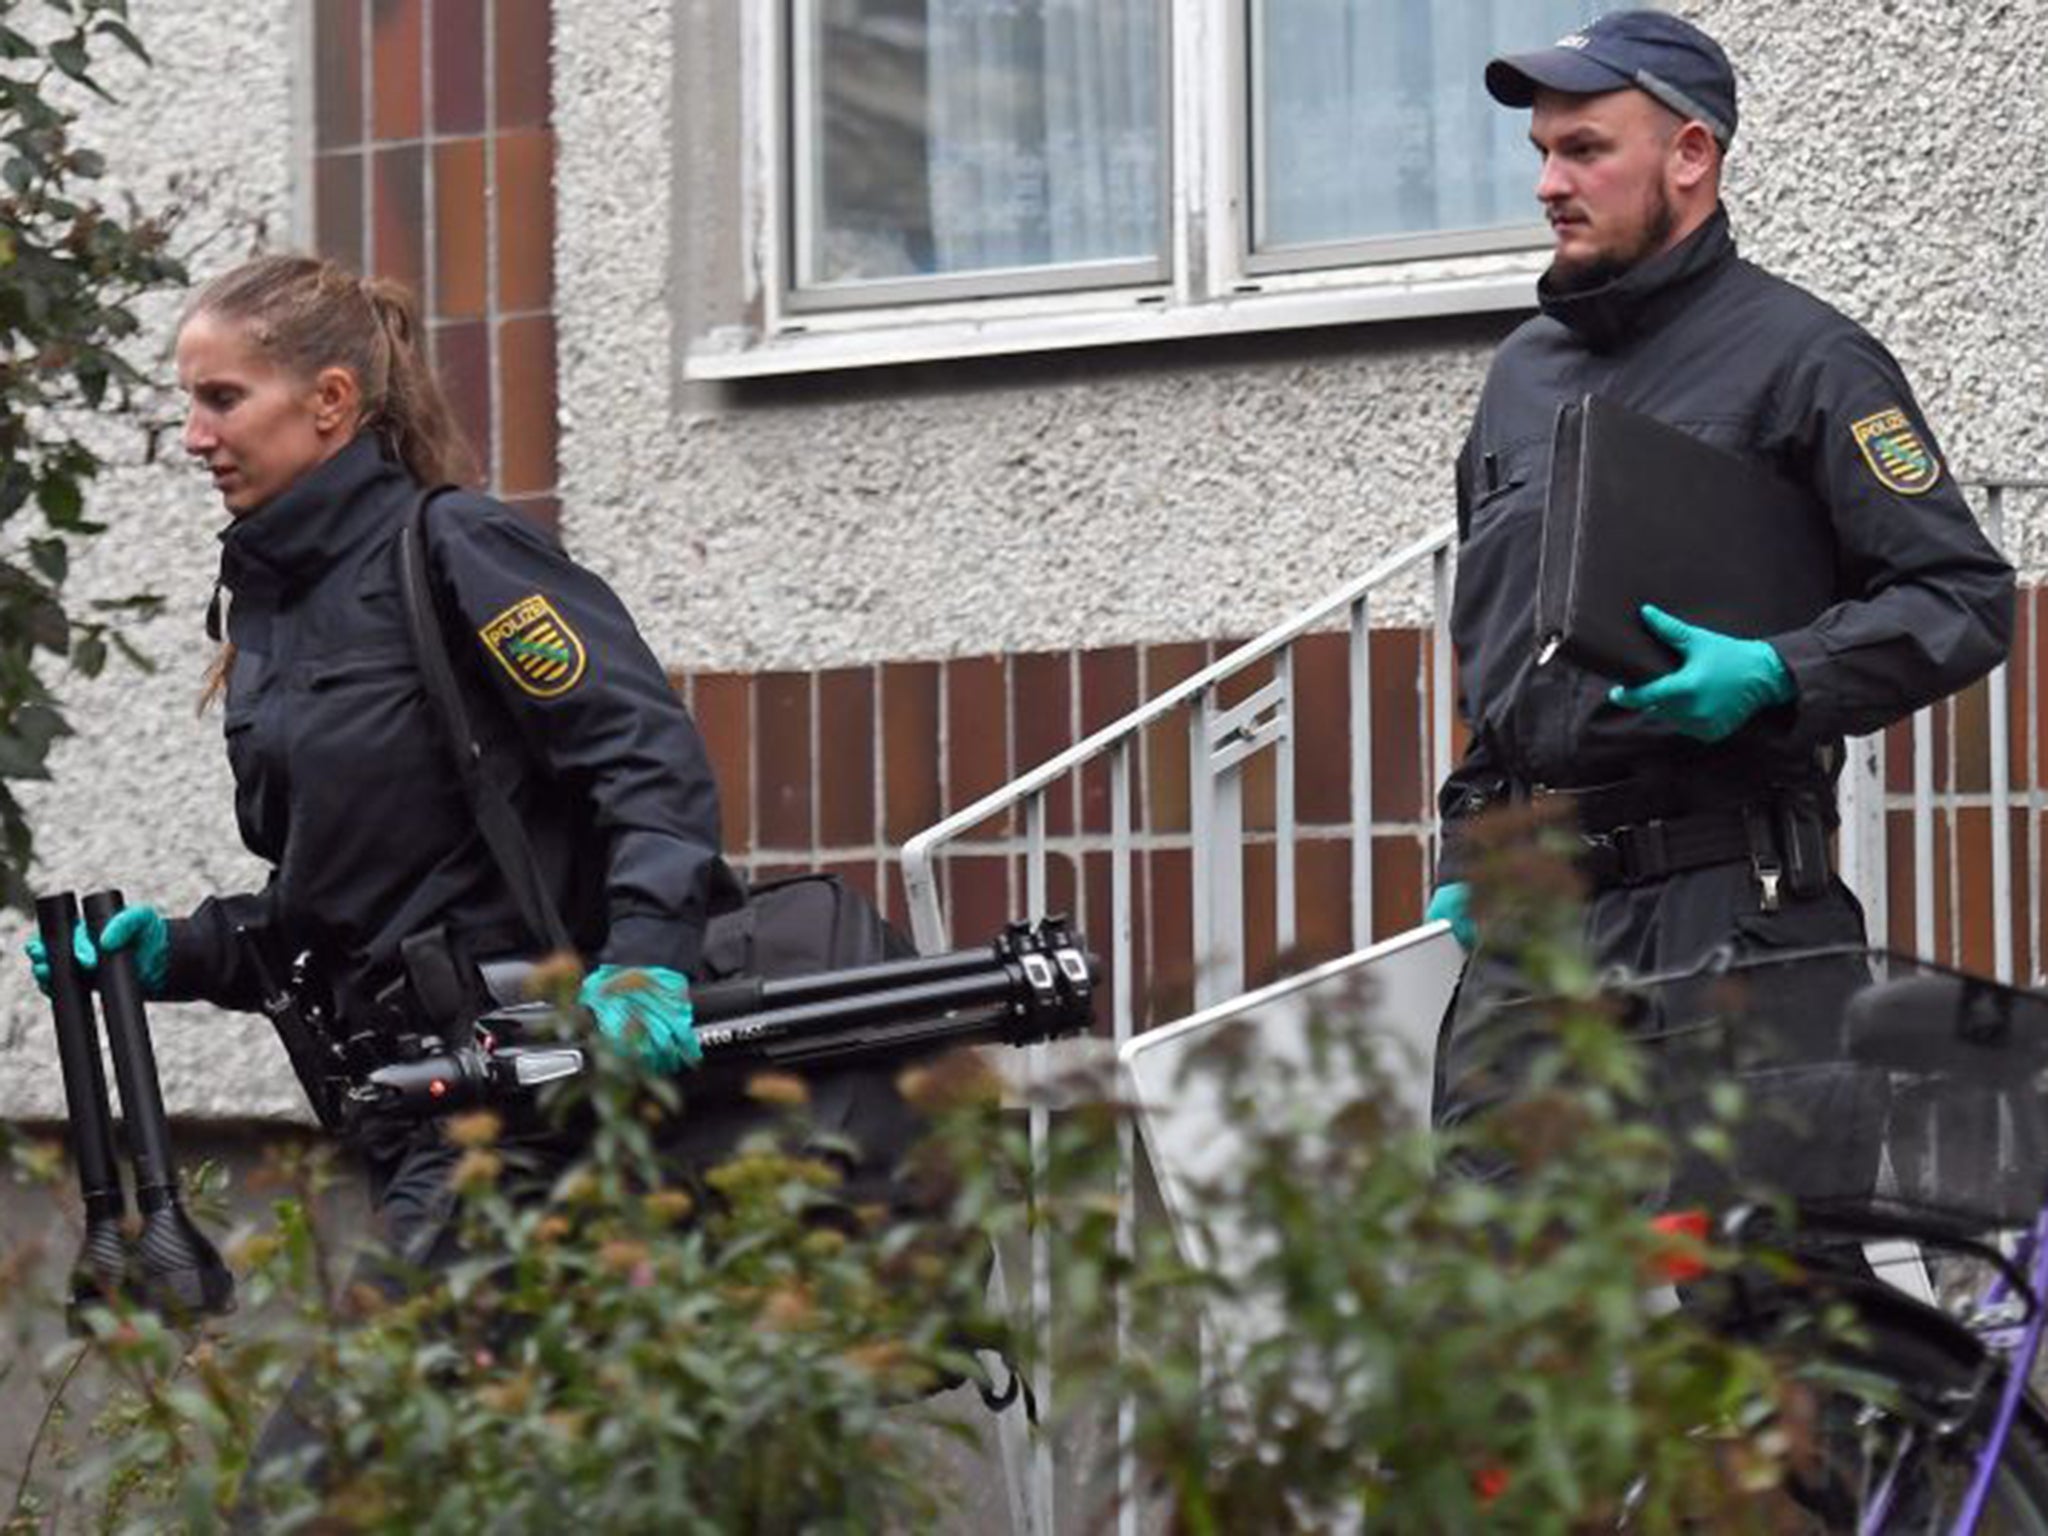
[686,0,1559,381]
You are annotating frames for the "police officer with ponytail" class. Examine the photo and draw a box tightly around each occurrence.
[27,252,734,1258]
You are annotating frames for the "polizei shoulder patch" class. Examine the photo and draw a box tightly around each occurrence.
[1851,407,1943,496]
[480,594,587,697]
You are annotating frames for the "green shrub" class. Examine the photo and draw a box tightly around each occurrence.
[1027,806,1831,1532]
[0,0,184,908]
[4,818,1854,1532]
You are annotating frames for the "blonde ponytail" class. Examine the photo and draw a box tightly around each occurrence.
[184,256,482,709]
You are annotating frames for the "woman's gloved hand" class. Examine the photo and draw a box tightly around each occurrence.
[24,906,170,998]
[1425,881,1477,952]
[578,964,701,1073]
[1607,604,1795,743]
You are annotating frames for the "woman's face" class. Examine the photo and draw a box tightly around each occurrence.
[176,311,358,518]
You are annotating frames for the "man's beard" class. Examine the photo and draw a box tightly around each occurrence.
[1545,184,1677,295]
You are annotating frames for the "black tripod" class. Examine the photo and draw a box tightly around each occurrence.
[347,915,1098,1121]
[37,889,235,1328]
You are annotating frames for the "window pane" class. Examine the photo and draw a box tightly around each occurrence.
[797,0,1165,290]
[1253,0,1603,252]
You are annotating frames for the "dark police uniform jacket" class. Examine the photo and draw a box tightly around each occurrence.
[1442,206,2013,841]
[159,434,730,1024]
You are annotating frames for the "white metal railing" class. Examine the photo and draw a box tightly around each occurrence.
[905,525,1455,1536]
[904,479,2038,1535]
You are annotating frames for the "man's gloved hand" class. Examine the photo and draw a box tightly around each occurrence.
[578,964,701,1073]
[1607,605,1795,743]
[24,906,170,998]
[1426,881,1476,952]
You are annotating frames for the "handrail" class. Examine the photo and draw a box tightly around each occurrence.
[900,521,1457,951]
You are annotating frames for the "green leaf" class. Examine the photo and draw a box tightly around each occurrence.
[108,628,155,674]
[28,537,65,582]
[11,703,72,752]
[91,591,163,616]
[26,595,68,653]
[71,629,104,677]
[0,465,32,520]
[35,472,81,522]
[92,16,147,63]
[0,726,54,779]
[47,36,89,83]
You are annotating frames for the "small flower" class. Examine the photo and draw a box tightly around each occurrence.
[557,1168,602,1206]
[598,1240,651,1277]
[758,1285,816,1331]
[842,1339,910,1380]
[226,1232,280,1270]
[476,1372,535,1416]
[345,1281,389,1319]
[897,1049,1002,1114]
[745,1071,809,1108]
[532,1215,573,1247]
[450,1149,503,1193]
[445,1110,503,1149]
[642,1188,696,1226]
[802,1228,848,1259]
[524,950,586,1002]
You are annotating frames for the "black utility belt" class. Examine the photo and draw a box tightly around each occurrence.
[1572,797,1830,906]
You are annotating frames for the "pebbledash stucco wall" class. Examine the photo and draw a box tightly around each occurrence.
[4,1,2047,1118]
[1,3,303,1119]
[557,0,2048,671]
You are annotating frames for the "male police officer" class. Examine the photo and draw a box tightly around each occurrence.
[1427,11,2013,1125]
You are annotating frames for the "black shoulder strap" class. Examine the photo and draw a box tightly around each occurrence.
[398,487,577,957]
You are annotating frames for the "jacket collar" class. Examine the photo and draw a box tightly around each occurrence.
[218,433,409,596]
[1536,204,1736,353]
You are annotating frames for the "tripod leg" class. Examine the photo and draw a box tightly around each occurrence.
[37,892,133,1324]
[84,889,235,1320]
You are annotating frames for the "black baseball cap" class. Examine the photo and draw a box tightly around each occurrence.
[1486,10,1737,147]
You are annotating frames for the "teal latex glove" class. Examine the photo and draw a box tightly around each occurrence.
[24,906,169,997]
[1426,881,1476,952]
[1607,605,1795,743]
[578,964,701,1073]
[23,934,52,996]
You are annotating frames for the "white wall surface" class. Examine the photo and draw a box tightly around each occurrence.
[560,0,2048,671]
[5,1,2045,1117]
[2,4,301,1118]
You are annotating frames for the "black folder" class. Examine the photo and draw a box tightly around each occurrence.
[1535,395,1834,685]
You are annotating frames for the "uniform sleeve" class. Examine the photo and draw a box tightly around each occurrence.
[427,497,727,977]
[162,886,280,1012]
[1763,326,2014,742]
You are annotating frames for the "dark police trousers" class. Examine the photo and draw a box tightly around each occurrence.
[1432,859,1872,1196]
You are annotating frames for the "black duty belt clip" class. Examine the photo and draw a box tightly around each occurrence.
[1578,817,1670,887]
[400,925,477,1029]
[1775,800,1831,899]
[1742,804,1783,912]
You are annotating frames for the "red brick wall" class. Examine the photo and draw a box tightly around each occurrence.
[312,0,559,530]
[676,631,1444,1029]
[1883,589,2040,977]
